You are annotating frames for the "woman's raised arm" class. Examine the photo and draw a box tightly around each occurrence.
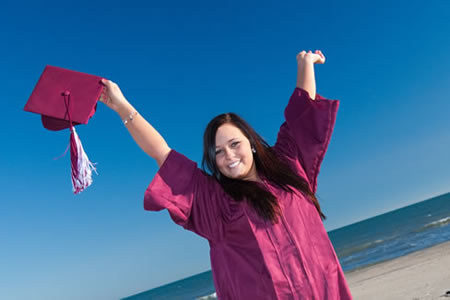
[99,79,171,167]
[296,50,326,100]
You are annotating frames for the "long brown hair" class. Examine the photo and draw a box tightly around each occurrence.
[202,112,326,224]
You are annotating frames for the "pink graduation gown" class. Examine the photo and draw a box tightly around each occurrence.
[144,87,353,299]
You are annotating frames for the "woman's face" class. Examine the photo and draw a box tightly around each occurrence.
[214,123,259,181]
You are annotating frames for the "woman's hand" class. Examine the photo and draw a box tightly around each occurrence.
[296,50,326,65]
[99,79,129,113]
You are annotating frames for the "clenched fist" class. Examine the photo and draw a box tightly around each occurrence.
[296,50,326,65]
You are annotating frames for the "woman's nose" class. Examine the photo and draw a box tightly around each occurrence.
[223,147,234,159]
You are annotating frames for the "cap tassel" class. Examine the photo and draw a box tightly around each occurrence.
[70,126,98,194]
[62,90,98,194]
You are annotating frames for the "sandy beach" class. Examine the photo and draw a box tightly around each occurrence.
[346,241,450,300]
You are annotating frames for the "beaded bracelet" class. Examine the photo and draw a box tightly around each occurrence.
[123,111,138,125]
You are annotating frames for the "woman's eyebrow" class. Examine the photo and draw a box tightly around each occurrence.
[216,138,237,149]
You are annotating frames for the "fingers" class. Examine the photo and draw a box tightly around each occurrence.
[99,89,109,103]
[99,81,112,104]
[101,78,116,89]
[297,50,319,61]
[297,49,321,58]
[298,50,323,54]
[296,49,326,65]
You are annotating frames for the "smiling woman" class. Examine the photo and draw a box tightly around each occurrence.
[99,50,353,299]
[214,123,259,182]
[201,111,324,225]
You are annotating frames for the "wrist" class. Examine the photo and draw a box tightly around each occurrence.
[116,101,134,119]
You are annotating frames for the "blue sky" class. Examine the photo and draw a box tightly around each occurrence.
[1,0,449,299]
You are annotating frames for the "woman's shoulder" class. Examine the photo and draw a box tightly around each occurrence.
[268,145,310,187]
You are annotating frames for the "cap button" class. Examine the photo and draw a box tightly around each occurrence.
[63,90,71,96]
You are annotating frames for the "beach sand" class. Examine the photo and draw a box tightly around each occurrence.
[346,241,450,300]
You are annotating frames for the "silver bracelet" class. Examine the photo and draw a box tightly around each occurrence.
[123,111,138,125]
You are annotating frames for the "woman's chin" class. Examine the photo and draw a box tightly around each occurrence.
[231,172,252,181]
[223,170,244,180]
[226,173,240,179]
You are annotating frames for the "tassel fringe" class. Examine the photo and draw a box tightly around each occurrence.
[70,127,98,194]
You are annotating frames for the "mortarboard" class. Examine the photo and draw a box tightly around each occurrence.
[24,65,107,194]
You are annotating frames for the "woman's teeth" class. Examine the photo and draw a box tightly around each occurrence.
[229,160,240,168]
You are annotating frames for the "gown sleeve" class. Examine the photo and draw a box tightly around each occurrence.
[273,87,339,194]
[143,149,224,242]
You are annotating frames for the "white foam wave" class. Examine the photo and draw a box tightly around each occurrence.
[197,292,217,300]
[424,216,450,229]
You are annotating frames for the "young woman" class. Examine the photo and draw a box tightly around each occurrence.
[99,50,353,299]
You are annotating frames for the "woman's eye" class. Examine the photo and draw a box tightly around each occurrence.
[231,141,240,147]
[215,149,222,155]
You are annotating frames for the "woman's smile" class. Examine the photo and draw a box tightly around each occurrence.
[228,160,240,168]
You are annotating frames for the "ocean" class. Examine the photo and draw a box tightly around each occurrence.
[123,192,450,300]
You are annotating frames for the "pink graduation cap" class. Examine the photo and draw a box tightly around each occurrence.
[24,65,106,194]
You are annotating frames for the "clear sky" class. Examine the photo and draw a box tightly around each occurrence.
[1,0,449,299]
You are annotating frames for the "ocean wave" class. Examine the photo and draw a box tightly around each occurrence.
[338,238,386,258]
[197,292,217,300]
[418,216,450,232]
